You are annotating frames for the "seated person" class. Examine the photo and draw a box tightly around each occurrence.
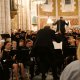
[25,39,35,80]
[17,40,26,80]
[1,41,12,80]
[0,42,4,80]
[10,40,19,80]
[60,42,80,80]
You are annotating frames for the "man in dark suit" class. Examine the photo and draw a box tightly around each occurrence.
[53,17,69,34]
[33,26,59,80]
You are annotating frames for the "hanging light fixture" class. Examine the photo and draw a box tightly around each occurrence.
[32,0,46,4]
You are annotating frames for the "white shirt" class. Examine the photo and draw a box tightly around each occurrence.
[53,41,62,49]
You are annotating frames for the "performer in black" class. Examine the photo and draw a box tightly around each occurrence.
[1,41,12,80]
[53,17,69,34]
[33,26,59,80]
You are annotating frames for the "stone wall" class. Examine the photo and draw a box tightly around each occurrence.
[38,0,80,29]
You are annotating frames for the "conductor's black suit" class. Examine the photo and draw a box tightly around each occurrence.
[33,26,58,80]
[53,17,69,34]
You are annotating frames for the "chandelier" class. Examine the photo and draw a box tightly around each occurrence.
[32,0,46,4]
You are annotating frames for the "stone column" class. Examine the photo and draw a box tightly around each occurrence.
[26,0,31,30]
[17,0,31,30]
[78,0,80,25]
[5,0,11,34]
[1,0,6,34]
[17,0,23,30]
[56,0,58,19]
[0,0,2,34]
[21,0,27,30]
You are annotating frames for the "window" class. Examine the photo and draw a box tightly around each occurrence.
[65,0,71,5]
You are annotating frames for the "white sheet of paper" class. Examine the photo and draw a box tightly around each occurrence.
[53,41,62,49]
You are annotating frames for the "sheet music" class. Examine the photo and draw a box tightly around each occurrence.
[0,39,5,42]
[53,41,62,49]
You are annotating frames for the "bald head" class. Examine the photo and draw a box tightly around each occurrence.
[44,26,50,29]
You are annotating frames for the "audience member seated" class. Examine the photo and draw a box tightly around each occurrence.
[10,40,19,80]
[60,42,80,80]
[25,39,35,80]
[0,42,4,80]
[17,40,26,80]
[1,41,12,80]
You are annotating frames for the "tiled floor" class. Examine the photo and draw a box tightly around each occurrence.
[33,73,53,80]
[10,72,54,80]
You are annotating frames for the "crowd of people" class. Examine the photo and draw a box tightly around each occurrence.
[0,17,80,80]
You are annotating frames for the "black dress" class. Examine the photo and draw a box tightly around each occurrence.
[0,62,4,80]
[10,49,18,63]
[1,50,12,80]
[17,46,30,67]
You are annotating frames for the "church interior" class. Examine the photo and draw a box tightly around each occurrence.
[0,0,80,80]
[0,0,80,33]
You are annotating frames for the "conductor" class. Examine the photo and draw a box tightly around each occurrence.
[52,17,69,34]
